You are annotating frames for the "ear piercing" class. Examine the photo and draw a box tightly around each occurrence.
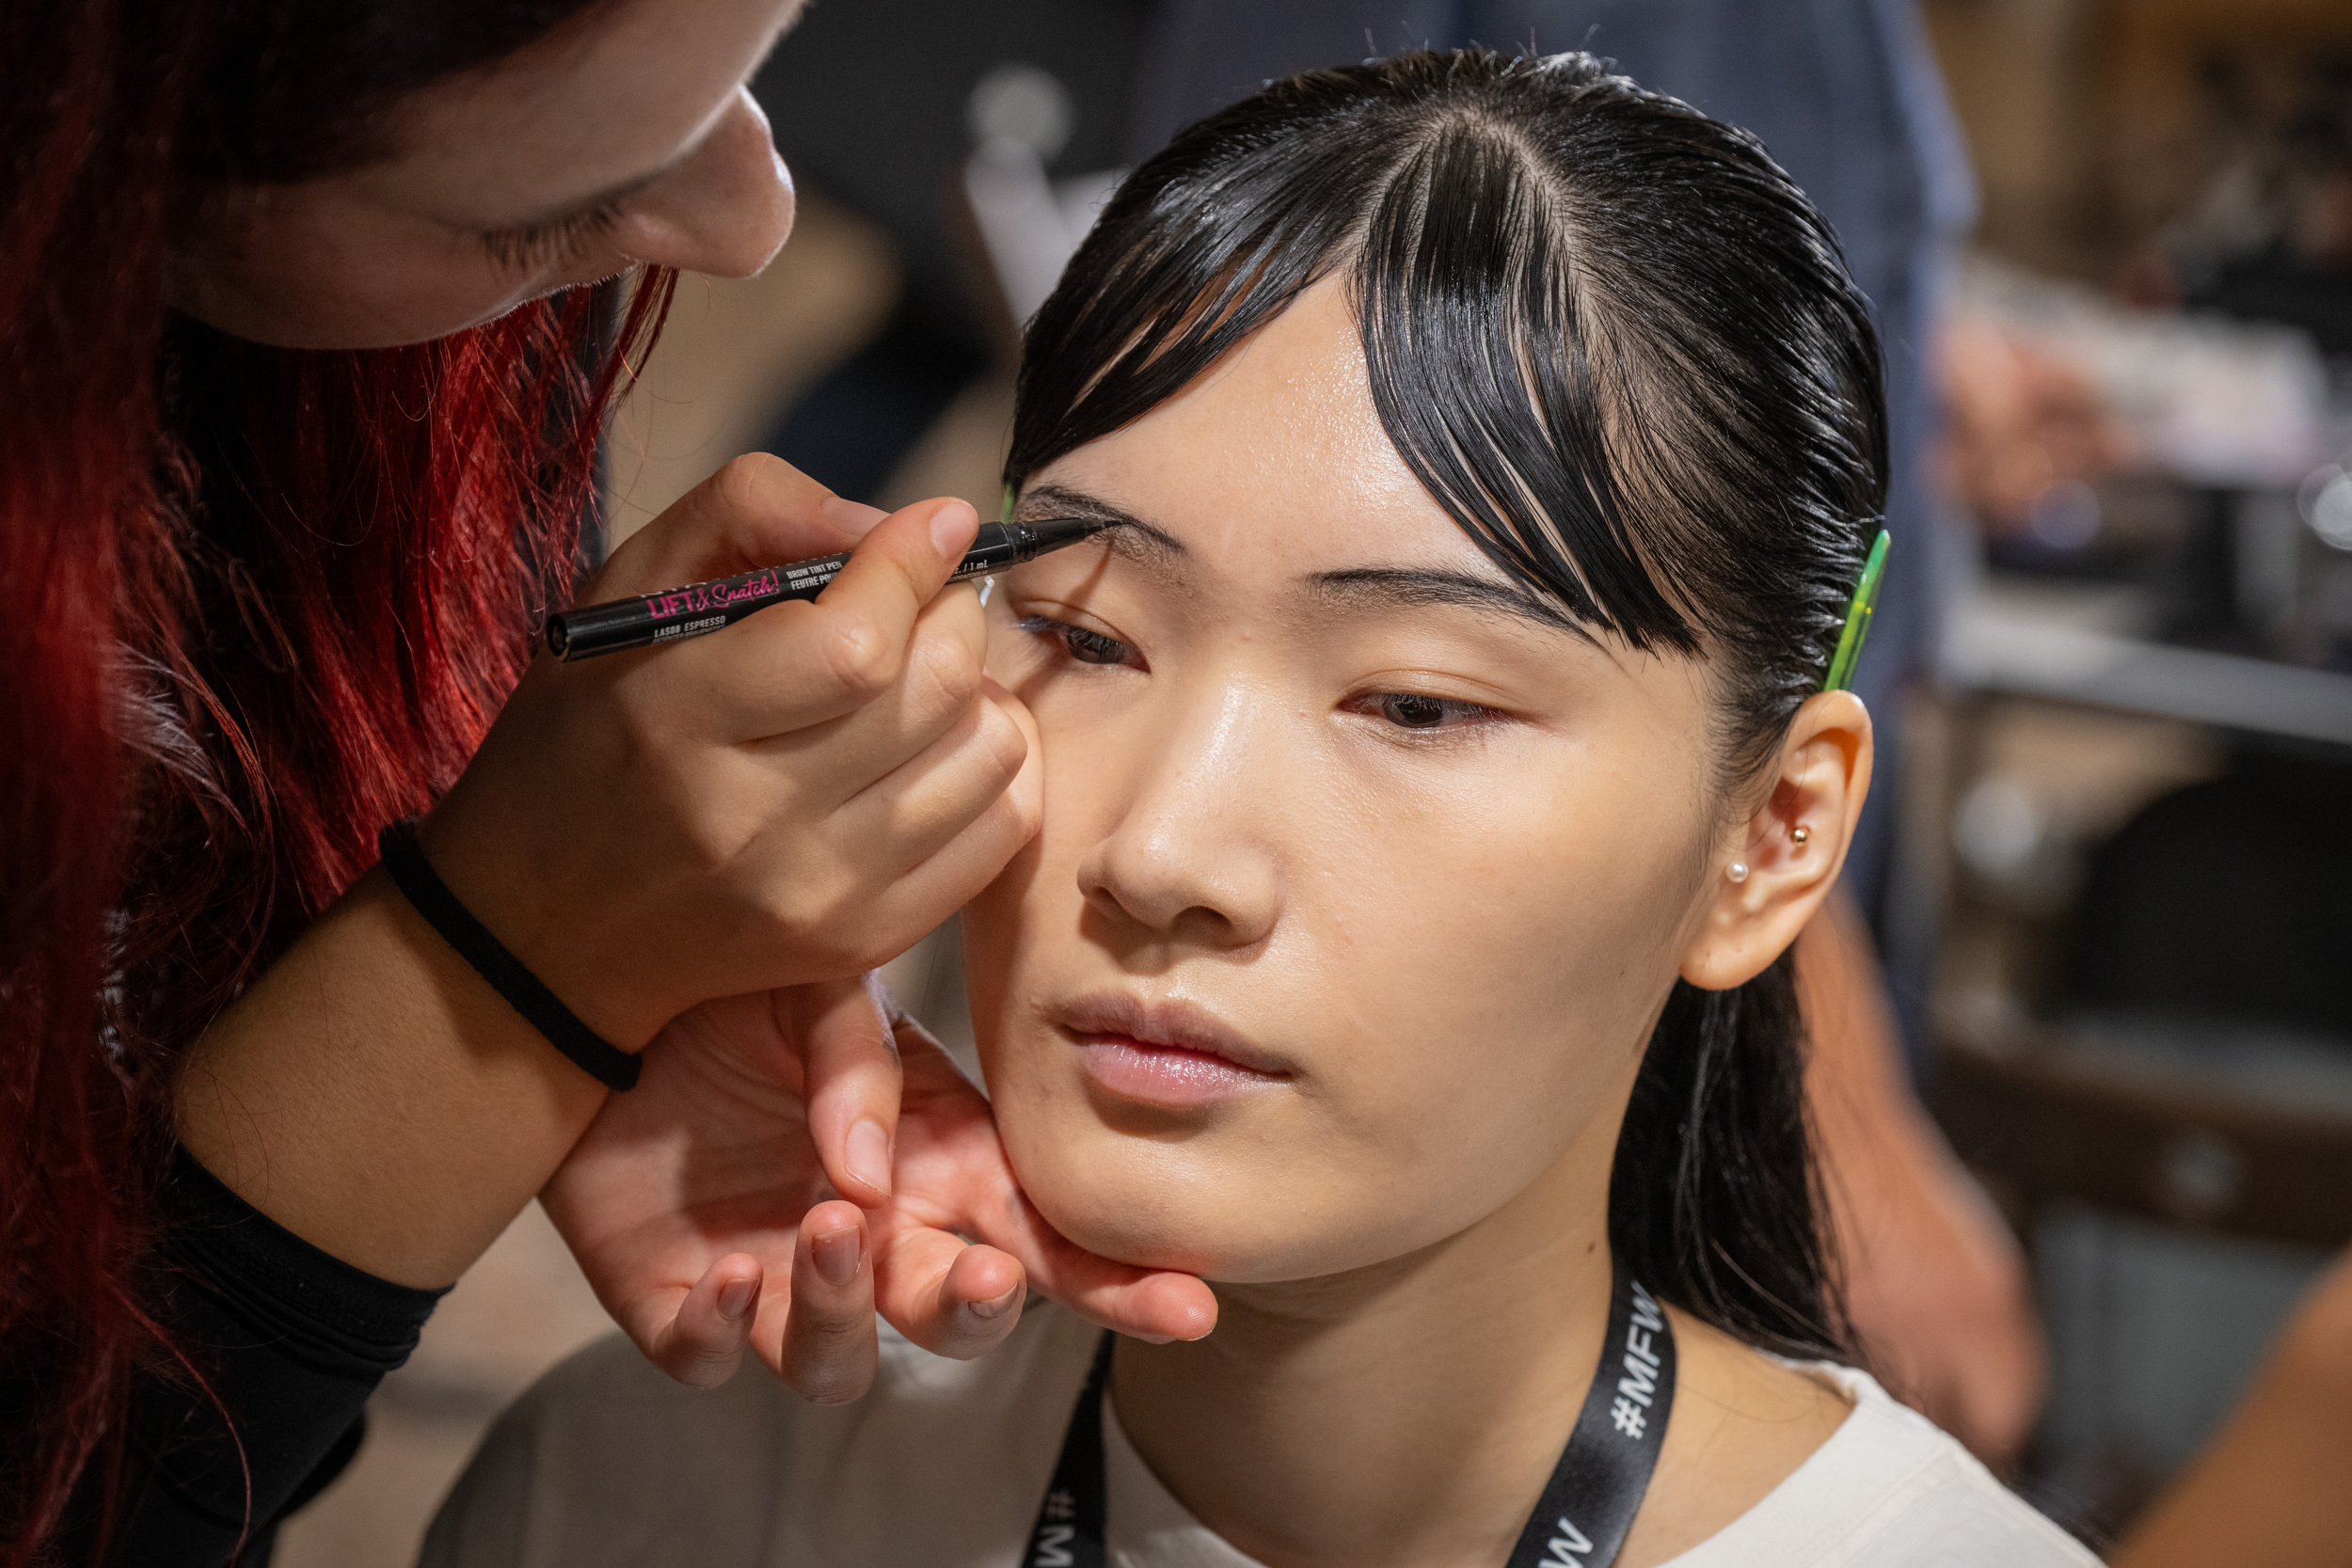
[1732,829,1810,881]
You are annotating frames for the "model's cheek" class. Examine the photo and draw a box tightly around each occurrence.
[963,758,1099,1094]
[1286,821,1682,1158]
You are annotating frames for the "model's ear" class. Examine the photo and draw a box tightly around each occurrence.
[1678,690,1874,990]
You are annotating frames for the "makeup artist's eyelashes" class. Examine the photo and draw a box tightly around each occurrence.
[471,195,628,271]
[1016,614,1139,669]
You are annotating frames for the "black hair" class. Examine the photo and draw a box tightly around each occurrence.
[1007,48,1884,1359]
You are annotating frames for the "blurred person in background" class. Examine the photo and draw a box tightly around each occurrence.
[0,2,1213,1564]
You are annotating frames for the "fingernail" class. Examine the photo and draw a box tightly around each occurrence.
[929,499,977,558]
[813,1226,861,1287]
[966,1284,1022,1322]
[718,1276,758,1321]
[820,495,888,537]
[846,1119,892,1198]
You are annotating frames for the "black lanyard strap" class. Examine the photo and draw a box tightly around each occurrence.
[1022,1260,1677,1568]
[1028,1332,1118,1568]
[1503,1263,1677,1568]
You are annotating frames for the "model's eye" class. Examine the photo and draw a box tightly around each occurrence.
[1017,615,1136,668]
[1382,692,1447,729]
[1064,626,1131,665]
[1362,691,1498,731]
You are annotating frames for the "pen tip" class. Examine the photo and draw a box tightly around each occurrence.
[1021,515,1110,552]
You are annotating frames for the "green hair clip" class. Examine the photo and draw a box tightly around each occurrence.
[1820,530,1889,694]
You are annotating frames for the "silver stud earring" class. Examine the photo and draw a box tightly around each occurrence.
[1726,860,1750,883]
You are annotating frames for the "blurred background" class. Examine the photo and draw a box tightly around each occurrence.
[277,1,2352,1560]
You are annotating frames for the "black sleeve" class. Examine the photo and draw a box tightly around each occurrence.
[95,1149,449,1567]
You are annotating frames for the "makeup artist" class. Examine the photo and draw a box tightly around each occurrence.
[0,2,1209,1563]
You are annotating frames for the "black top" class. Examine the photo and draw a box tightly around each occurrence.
[69,1150,445,1567]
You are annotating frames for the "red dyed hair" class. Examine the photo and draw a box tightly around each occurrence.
[1,1,669,1557]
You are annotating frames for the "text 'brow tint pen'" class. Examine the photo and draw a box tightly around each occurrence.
[544,515,1107,661]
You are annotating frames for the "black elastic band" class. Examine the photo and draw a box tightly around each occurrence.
[375,818,640,1092]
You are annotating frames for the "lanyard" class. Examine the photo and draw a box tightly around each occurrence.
[1022,1261,1677,1568]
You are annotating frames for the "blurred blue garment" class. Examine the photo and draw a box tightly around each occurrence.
[1129,0,1977,1063]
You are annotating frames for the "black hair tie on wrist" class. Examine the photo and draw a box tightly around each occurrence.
[375,818,641,1092]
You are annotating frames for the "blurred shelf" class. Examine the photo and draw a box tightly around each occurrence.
[1942,579,2352,748]
[1934,1013,2352,1249]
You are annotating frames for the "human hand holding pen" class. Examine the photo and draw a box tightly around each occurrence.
[544,977,1220,1397]
[420,452,1035,1050]
[182,453,1053,1297]
[424,448,1207,1399]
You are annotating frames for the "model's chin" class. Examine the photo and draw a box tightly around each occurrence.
[997,1128,1204,1278]
[1000,1117,1368,1285]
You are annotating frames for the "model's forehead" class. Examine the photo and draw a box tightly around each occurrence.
[1038,278,1501,586]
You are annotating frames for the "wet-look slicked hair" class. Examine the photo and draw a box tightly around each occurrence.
[1009,48,1889,1359]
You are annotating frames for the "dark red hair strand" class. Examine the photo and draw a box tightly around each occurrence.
[1,1,669,1558]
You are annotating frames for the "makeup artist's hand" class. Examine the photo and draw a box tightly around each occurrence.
[421,453,1042,1051]
[543,975,1217,1398]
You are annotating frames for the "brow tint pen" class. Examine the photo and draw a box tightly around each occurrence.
[545,515,1106,661]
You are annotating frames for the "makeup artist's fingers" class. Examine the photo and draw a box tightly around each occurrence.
[871,1227,1027,1359]
[726,577,993,789]
[843,680,1043,921]
[790,678,1029,874]
[883,1011,1216,1347]
[1025,1247,1220,1345]
[590,452,883,597]
[957,1180,1220,1345]
[684,499,984,741]
[628,1253,763,1389]
[774,1201,880,1403]
[787,974,903,1207]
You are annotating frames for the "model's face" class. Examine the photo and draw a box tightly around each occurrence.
[168,0,803,349]
[967,278,1739,1283]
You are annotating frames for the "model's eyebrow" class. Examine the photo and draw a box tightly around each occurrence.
[1310,567,1589,638]
[1015,484,1187,572]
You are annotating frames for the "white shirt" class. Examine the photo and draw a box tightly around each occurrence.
[421,1304,2097,1568]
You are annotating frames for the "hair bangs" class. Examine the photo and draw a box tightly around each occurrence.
[1010,126,1370,478]
[1354,117,1699,654]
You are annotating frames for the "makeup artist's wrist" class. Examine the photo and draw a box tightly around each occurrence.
[176,866,612,1288]
[409,804,675,1053]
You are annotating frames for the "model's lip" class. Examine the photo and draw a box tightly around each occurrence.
[1053,993,1295,1079]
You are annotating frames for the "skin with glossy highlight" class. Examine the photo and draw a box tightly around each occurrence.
[966,277,1874,1568]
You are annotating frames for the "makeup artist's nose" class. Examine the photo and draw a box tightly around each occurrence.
[615,88,796,278]
[1076,685,1282,951]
